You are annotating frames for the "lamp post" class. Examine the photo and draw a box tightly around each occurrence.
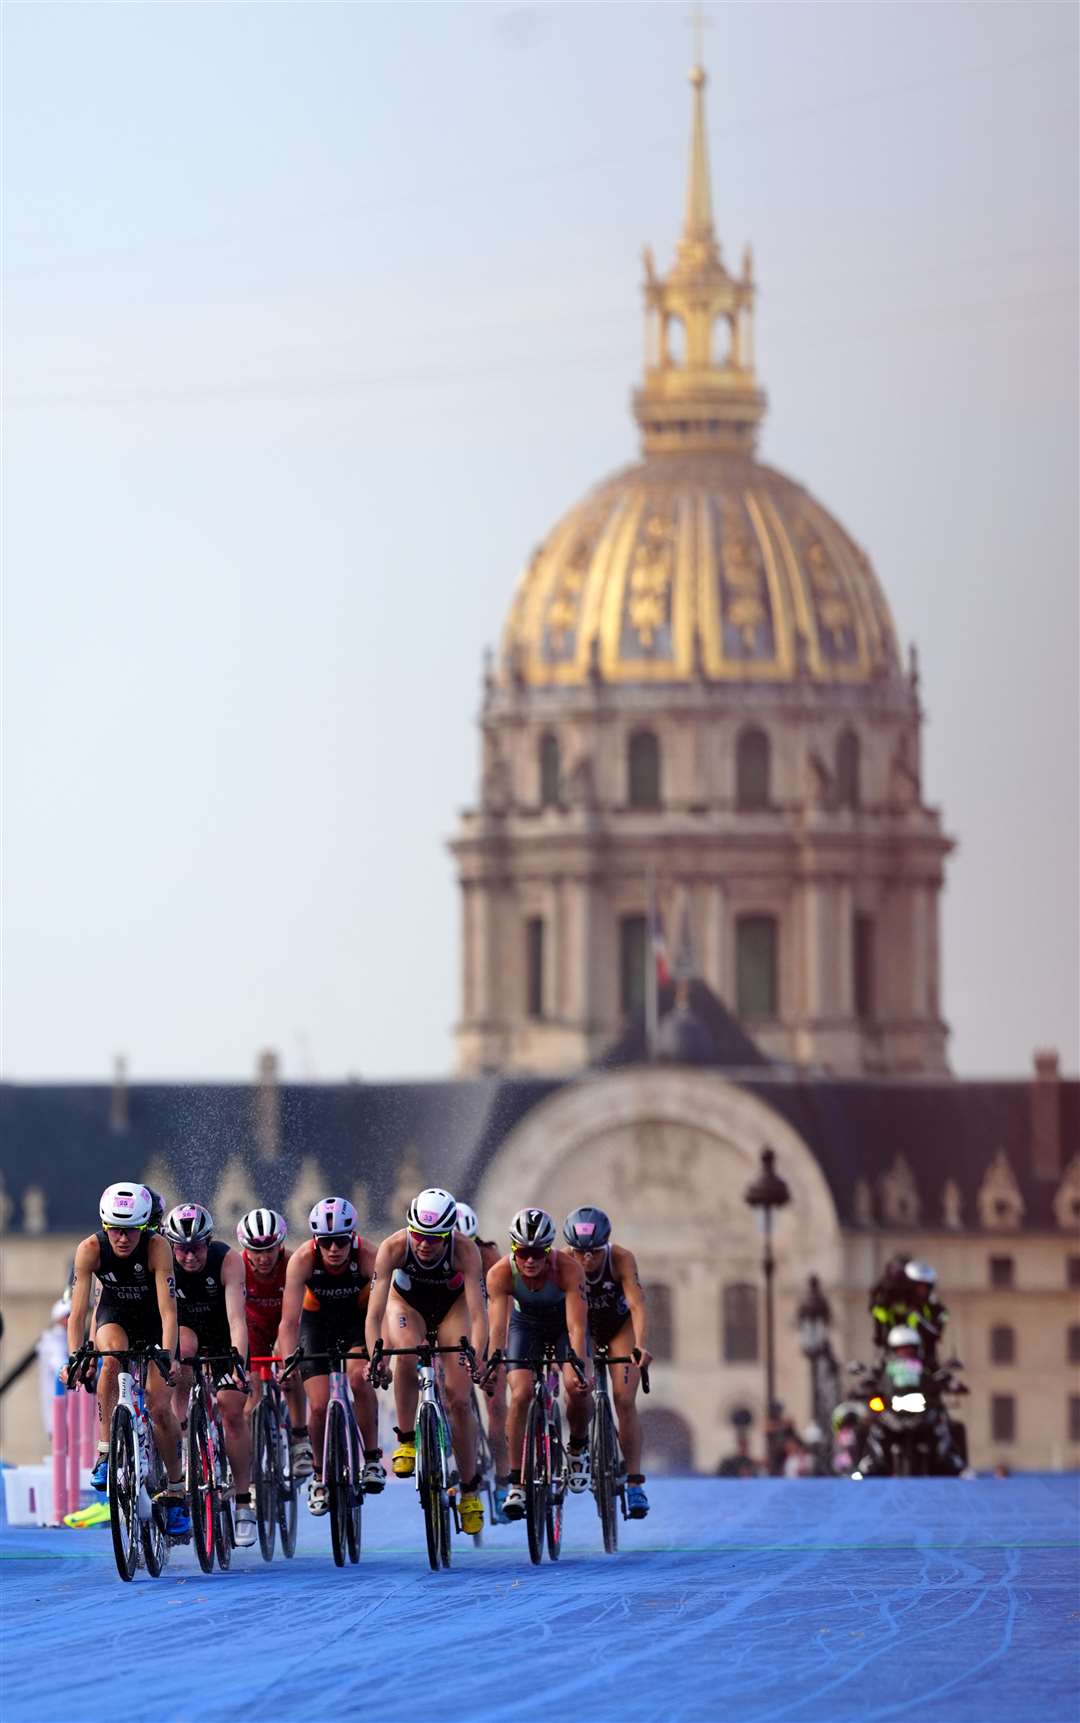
[797,1274,834,1473]
[744,1146,791,1470]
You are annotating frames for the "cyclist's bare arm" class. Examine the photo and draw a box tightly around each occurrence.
[364,1235,404,1358]
[455,1233,489,1361]
[556,1253,591,1371]
[66,1236,100,1355]
[485,1258,513,1356]
[221,1250,249,1362]
[613,1244,651,1365]
[277,1247,314,1359]
[149,1234,179,1359]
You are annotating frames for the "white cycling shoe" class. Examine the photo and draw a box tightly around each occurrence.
[308,1479,329,1516]
[233,1504,257,1547]
[290,1437,315,1480]
[361,1458,387,1494]
[567,1448,592,1494]
[502,1483,527,1520]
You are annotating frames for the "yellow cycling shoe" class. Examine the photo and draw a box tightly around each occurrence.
[459,1492,484,1536]
[391,1437,416,1478]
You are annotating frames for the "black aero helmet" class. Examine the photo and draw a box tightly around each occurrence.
[147,1189,166,1233]
[563,1206,611,1250]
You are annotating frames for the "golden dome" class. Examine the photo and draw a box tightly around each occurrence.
[500,62,901,691]
[502,455,900,687]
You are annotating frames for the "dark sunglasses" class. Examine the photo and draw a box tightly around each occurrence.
[512,1244,551,1261]
[316,1233,352,1247]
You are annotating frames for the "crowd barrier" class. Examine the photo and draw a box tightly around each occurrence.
[49,1385,97,1524]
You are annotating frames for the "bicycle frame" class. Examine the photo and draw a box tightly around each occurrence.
[249,1355,297,1561]
[182,1351,242,1573]
[504,1345,575,1565]
[371,1336,469,1570]
[88,1346,171,1582]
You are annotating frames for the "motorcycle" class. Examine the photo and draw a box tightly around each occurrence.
[840,1355,969,1477]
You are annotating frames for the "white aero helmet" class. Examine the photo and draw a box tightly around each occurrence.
[407,1187,457,1235]
[904,1259,936,1287]
[309,1196,357,1238]
[887,1324,922,1350]
[455,1202,479,1240]
[163,1202,214,1245]
[237,1207,287,1250]
[99,1182,154,1229]
[509,1207,557,1250]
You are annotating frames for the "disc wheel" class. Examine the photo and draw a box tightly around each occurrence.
[523,1398,548,1567]
[212,1411,233,1571]
[326,1401,349,1568]
[593,1394,619,1555]
[140,1433,170,1577]
[187,1397,216,1574]
[252,1400,277,1562]
[108,1405,138,1582]
[418,1401,446,1572]
[276,1407,298,1558]
[345,1419,363,1564]
[545,1401,565,1562]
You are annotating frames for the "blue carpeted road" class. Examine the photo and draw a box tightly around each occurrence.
[2,1476,1077,1723]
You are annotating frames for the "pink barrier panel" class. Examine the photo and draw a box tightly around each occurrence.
[51,1397,68,1525]
[79,1386,97,1471]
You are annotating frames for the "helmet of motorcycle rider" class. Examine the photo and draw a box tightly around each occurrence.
[509,1207,557,1251]
[99,1182,154,1230]
[562,1206,612,1251]
[904,1259,936,1289]
[886,1324,922,1352]
[237,1207,287,1250]
[309,1196,357,1238]
[163,1202,214,1245]
[455,1202,479,1240]
[406,1188,458,1235]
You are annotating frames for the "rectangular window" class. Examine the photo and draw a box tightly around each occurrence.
[722,1283,759,1363]
[989,1255,1014,1288]
[854,915,875,1021]
[525,917,544,1019]
[736,915,778,1019]
[1067,1327,1080,1366]
[643,1283,674,1362]
[619,914,647,1019]
[1067,1255,1080,1289]
[1069,1397,1080,1444]
[990,1394,1016,1443]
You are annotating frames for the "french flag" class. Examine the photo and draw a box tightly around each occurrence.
[651,901,671,987]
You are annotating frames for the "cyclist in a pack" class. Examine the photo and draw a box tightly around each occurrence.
[365,1187,489,1537]
[164,1202,255,1547]
[563,1205,653,1519]
[456,1200,510,1521]
[277,1196,384,1515]
[237,1207,313,1479]
[66,1182,190,1537]
[485,1207,593,1522]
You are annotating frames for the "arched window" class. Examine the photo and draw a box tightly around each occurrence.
[736,914,778,1019]
[539,733,560,808]
[619,915,647,1019]
[643,1283,674,1362]
[628,730,661,809]
[524,918,545,1019]
[990,1324,1016,1365]
[639,1408,694,1474]
[836,729,860,809]
[722,1282,759,1363]
[854,915,875,1021]
[667,315,686,366]
[736,727,770,810]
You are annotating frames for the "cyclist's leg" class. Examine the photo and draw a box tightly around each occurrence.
[560,1334,594,1493]
[172,1324,199,1429]
[606,1317,643,1470]
[216,1386,251,1491]
[385,1291,428,1469]
[435,1299,478,1484]
[299,1352,331,1511]
[345,1350,385,1489]
[486,1362,509,1475]
[143,1359,184,1487]
[91,1321,129,1485]
[502,1316,542,1516]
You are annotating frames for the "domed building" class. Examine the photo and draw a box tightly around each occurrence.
[452,61,951,1080]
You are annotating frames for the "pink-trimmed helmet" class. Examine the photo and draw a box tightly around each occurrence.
[309,1196,357,1239]
[563,1206,611,1250]
[163,1202,214,1244]
[407,1187,457,1235]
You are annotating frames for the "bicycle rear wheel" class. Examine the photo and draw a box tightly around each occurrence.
[276,1405,298,1559]
[593,1393,619,1555]
[108,1405,138,1582]
[546,1401,565,1562]
[140,1429,170,1577]
[187,1397,216,1574]
[470,1389,490,1547]
[345,1418,363,1564]
[523,1398,547,1567]
[417,1401,445,1572]
[212,1411,233,1571]
[325,1401,350,1567]
[252,1399,277,1561]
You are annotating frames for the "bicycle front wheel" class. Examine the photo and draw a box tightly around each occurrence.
[276,1407,298,1559]
[417,1401,446,1572]
[523,1398,548,1567]
[345,1418,363,1564]
[546,1401,565,1562]
[212,1411,233,1571]
[252,1400,277,1562]
[187,1397,216,1574]
[593,1393,619,1555]
[108,1405,139,1582]
[140,1429,170,1577]
[326,1401,349,1568]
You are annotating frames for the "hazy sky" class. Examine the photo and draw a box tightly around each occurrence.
[3,2,1077,1082]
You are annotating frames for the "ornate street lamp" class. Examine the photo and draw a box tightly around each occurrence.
[743,1146,791,1466]
[797,1274,834,1473]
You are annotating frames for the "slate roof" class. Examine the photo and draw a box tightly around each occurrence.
[0,1069,1075,1238]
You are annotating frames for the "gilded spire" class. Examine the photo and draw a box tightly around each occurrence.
[632,53,766,459]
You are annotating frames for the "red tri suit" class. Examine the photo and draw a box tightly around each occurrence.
[243,1246,291,1366]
